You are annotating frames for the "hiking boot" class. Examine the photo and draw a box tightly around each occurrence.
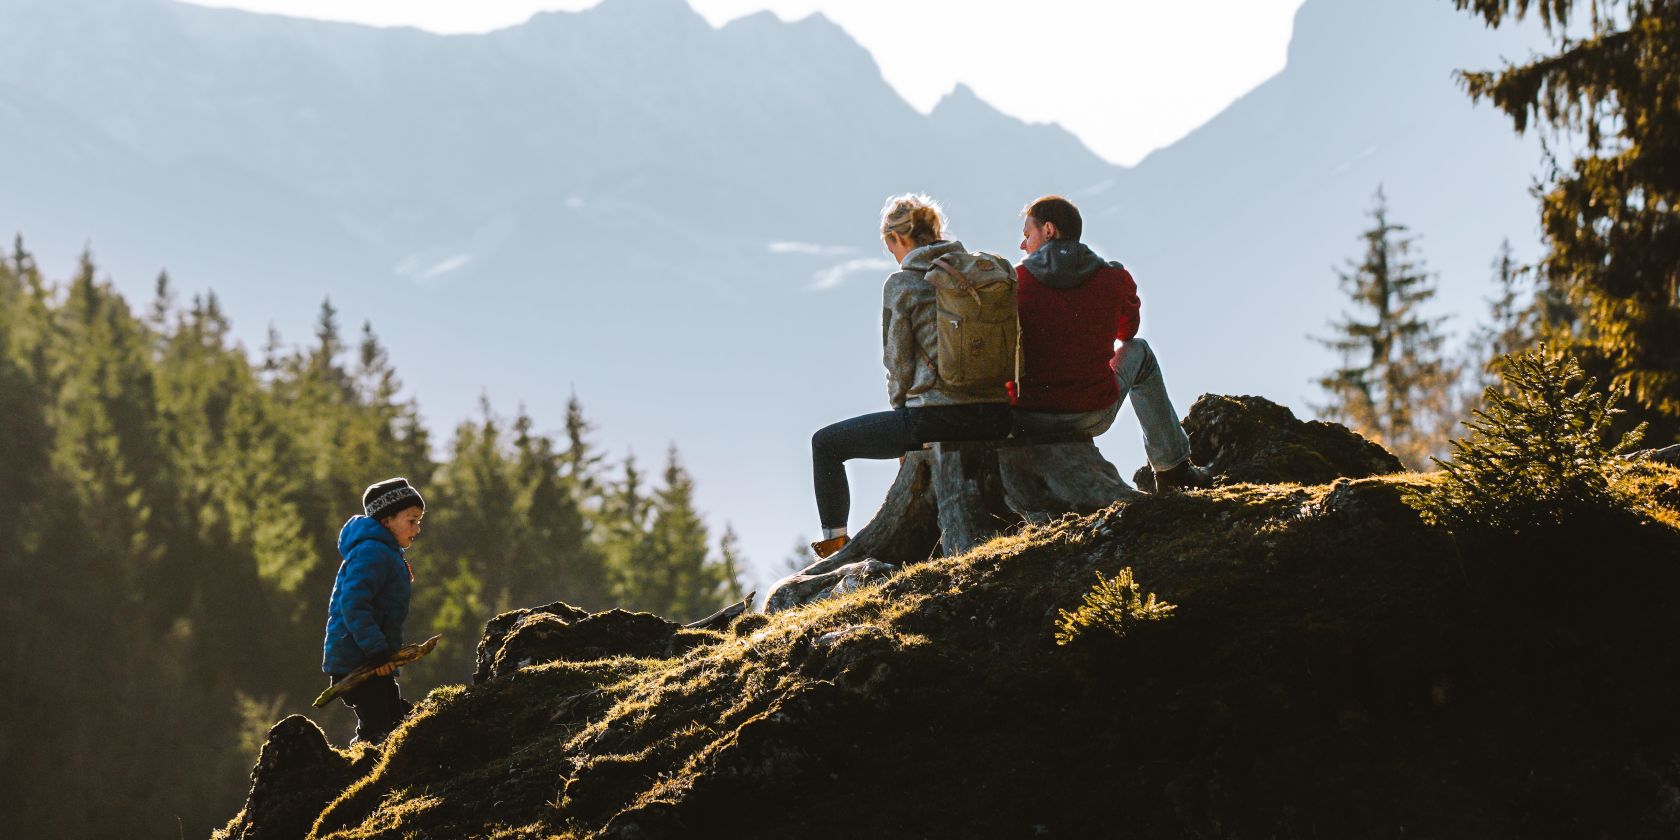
[810,534,850,559]
[1152,461,1212,494]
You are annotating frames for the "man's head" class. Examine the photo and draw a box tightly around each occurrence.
[1020,195,1083,253]
[363,477,425,549]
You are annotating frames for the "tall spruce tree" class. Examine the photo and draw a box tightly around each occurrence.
[1315,188,1459,469]
[716,524,749,603]
[618,446,728,621]
[511,409,610,608]
[1455,0,1680,443]
[1466,240,1538,399]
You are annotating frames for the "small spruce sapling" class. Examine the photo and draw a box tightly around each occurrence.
[1054,567,1176,646]
[1430,347,1645,531]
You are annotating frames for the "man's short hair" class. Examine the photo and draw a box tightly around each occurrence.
[1025,195,1082,242]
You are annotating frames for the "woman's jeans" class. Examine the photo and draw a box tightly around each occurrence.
[812,403,1012,530]
[1011,338,1192,472]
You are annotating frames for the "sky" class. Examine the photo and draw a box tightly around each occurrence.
[186,0,1310,167]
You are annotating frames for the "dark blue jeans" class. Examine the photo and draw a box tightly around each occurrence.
[812,403,1012,530]
[329,673,413,744]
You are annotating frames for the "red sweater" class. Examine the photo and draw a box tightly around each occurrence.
[1014,262,1140,413]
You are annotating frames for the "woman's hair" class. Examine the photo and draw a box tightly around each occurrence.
[880,193,947,247]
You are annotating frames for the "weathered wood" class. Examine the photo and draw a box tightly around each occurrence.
[764,560,897,614]
[312,635,441,707]
[817,449,942,572]
[765,438,1135,612]
[764,451,941,613]
[998,437,1139,523]
[931,440,1020,554]
[686,591,755,631]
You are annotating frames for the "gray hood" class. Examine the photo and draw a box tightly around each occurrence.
[1021,240,1112,290]
[899,239,968,272]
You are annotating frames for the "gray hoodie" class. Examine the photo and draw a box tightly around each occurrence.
[1020,240,1116,290]
[882,240,1013,408]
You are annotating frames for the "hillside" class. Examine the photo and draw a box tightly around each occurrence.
[217,396,1680,839]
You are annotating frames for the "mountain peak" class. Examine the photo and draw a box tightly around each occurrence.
[930,83,992,116]
[522,0,707,33]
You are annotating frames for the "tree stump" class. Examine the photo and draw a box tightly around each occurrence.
[766,434,1134,612]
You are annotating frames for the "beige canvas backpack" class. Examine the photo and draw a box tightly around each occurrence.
[921,252,1020,401]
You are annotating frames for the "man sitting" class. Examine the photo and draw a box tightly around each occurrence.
[1011,195,1209,492]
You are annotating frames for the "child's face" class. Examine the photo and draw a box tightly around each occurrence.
[381,507,424,549]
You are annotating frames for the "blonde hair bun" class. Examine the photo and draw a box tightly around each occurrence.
[880,193,947,246]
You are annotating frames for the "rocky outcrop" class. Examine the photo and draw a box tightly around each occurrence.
[477,604,719,683]
[775,394,1404,614]
[215,396,1680,840]
[213,716,368,840]
[1136,393,1405,489]
[473,600,590,684]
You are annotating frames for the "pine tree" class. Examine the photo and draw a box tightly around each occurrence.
[1315,187,1459,469]
[716,523,749,603]
[1432,347,1645,531]
[1464,240,1538,400]
[511,408,609,608]
[561,391,607,500]
[617,446,728,621]
[782,535,814,575]
[1455,0,1680,442]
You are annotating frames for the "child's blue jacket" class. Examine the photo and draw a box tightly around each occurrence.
[321,515,412,676]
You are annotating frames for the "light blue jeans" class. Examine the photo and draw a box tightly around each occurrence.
[1011,338,1192,471]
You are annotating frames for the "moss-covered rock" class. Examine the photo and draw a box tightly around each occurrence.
[217,404,1680,839]
[1135,393,1406,489]
[213,716,373,840]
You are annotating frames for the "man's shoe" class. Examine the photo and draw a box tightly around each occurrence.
[810,535,850,559]
[1152,461,1212,494]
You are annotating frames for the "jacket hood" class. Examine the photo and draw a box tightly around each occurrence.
[1022,240,1110,290]
[899,239,968,272]
[338,515,399,557]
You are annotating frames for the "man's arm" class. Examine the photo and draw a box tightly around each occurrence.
[1114,265,1141,341]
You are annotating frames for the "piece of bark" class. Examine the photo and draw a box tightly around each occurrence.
[312,635,441,707]
[998,437,1139,523]
[802,449,942,576]
[931,440,1020,554]
[687,592,755,631]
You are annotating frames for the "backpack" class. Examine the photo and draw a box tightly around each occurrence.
[920,251,1020,400]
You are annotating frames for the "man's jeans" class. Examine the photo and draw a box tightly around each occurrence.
[1012,338,1191,471]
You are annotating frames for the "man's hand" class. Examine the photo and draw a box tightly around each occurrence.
[373,660,397,677]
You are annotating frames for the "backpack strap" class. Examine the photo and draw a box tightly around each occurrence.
[930,257,984,306]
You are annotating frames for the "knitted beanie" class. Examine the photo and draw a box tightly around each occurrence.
[363,477,425,522]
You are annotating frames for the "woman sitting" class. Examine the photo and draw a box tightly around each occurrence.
[808,193,1016,559]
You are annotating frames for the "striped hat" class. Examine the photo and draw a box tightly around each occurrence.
[363,477,425,521]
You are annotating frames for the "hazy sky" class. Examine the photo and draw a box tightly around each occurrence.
[187,0,1308,167]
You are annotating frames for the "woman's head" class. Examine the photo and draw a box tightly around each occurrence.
[880,193,947,259]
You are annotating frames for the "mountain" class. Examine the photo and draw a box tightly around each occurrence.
[0,0,1549,580]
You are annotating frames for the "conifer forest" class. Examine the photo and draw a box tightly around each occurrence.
[2,0,1678,837]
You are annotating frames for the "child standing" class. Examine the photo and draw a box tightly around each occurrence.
[321,477,425,744]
